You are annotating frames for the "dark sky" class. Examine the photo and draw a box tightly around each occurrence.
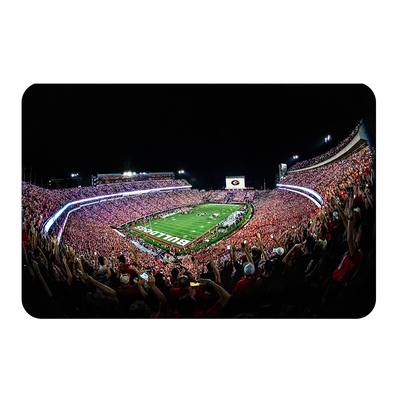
[22,84,375,189]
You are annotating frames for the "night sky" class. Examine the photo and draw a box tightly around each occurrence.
[22,84,376,190]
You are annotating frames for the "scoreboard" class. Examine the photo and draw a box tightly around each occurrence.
[226,176,246,189]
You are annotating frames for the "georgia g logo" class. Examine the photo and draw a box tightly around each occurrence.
[231,180,240,185]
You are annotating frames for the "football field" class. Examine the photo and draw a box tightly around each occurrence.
[127,203,242,249]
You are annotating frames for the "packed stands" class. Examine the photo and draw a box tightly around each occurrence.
[22,126,375,318]
[22,179,191,232]
[288,119,364,171]
[59,189,206,256]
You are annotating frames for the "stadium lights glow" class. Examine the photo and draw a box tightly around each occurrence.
[178,170,185,174]
[325,135,331,143]
[293,155,299,159]
[43,185,192,235]
[278,187,322,209]
[276,183,324,205]
[71,173,79,177]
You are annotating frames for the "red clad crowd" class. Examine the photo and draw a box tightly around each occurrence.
[22,129,375,318]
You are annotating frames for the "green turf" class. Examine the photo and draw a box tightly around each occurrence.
[128,203,242,248]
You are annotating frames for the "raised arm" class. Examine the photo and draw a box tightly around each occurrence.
[54,241,61,264]
[147,275,167,305]
[62,255,73,286]
[37,246,48,268]
[331,195,348,230]
[216,246,222,268]
[147,274,168,317]
[199,278,230,307]
[137,276,148,300]
[242,241,254,265]
[363,190,374,210]
[282,241,304,266]
[346,195,358,257]
[208,251,221,285]
[274,230,287,248]
[191,256,201,280]
[127,243,140,265]
[257,233,269,261]
[31,259,53,298]
[82,273,116,300]
[231,243,237,263]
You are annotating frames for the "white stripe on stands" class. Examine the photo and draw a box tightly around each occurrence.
[276,183,323,205]
[276,187,322,208]
[44,185,192,235]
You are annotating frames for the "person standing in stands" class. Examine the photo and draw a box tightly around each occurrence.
[317,194,363,315]
[230,242,258,299]
[168,278,230,318]
[231,261,258,298]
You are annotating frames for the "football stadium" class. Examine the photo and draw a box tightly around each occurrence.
[126,203,247,250]
[21,85,376,319]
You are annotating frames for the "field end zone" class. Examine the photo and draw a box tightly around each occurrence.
[129,226,191,248]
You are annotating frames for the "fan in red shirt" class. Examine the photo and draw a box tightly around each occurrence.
[332,247,362,284]
[118,244,141,284]
[117,273,147,309]
[118,261,140,284]
[231,261,258,299]
[169,275,203,309]
[318,195,363,314]
[168,279,230,318]
[170,274,202,295]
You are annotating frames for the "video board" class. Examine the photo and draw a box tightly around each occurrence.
[225,176,246,189]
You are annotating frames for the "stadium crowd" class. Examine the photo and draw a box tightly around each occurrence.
[22,178,190,228]
[288,120,363,171]
[22,129,375,318]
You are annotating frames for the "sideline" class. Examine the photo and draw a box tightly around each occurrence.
[111,226,160,255]
[130,238,159,255]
